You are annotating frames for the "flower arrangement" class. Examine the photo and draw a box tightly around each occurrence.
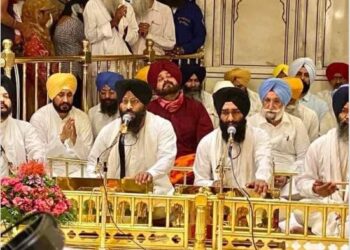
[1,161,75,225]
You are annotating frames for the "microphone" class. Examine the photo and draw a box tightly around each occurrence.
[227,125,236,145]
[120,113,135,134]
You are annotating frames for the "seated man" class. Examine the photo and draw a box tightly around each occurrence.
[147,60,213,158]
[194,85,272,195]
[248,78,310,198]
[317,62,349,129]
[288,57,333,135]
[181,63,216,126]
[224,68,262,117]
[0,75,45,176]
[295,84,349,236]
[88,71,124,138]
[284,77,319,142]
[272,64,289,78]
[30,73,93,177]
[87,79,176,195]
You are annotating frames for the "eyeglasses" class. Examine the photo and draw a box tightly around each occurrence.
[121,98,141,106]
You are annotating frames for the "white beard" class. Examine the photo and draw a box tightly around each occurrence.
[262,107,285,123]
[103,0,123,15]
[132,0,151,18]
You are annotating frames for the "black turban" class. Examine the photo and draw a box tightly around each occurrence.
[332,84,349,118]
[213,87,250,117]
[181,64,206,85]
[116,79,153,105]
[1,75,16,105]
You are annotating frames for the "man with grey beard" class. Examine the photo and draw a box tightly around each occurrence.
[294,84,349,236]
[131,0,175,55]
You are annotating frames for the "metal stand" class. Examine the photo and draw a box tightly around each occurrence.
[99,163,109,250]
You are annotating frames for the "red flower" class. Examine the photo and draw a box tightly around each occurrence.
[18,161,46,178]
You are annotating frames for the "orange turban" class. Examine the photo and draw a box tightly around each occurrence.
[224,68,251,87]
[134,65,150,82]
[283,77,303,100]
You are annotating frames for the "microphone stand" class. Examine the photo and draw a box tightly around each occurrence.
[99,162,109,250]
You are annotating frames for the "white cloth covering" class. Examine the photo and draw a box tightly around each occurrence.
[131,0,176,55]
[87,111,177,195]
[248,112,310,197]
[0,116,45,177]
[88,103,119,139]
[193,126,273,188]
[30,104,93,177]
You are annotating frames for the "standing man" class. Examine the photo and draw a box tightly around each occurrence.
[288,57,333,135]
[147,60,213,158]
[296,84,349,236]
[87,79,176,194]
[30,73,93,176]
[88,71,124,138]
[248,78,310,198]
[131,0,176,55]
[0,76,45,176]
[194,85,272,194]
[224,67,262,117]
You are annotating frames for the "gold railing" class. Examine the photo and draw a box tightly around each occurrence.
[1,39,204,120]
[58,188,348,250]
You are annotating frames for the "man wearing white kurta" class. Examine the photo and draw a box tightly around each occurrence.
[30,73,93,177]
[88,72,124,138]
[284,77,319,142]
[316,62,348,131]
[288,57,333,135]
[87,79,176,195]
[194,85,272,194]
[295,85,349,236]
[131,0,176,55]
[0,76,45,176]
[248,78,310,198]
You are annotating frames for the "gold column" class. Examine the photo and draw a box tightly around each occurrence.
[143,39,155,64]
[1,39,15,78]
[194,194,208,250]
[82,40,91,112]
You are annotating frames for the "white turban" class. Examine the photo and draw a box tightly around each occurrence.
[288,57,316,84]
[212,80,233,93]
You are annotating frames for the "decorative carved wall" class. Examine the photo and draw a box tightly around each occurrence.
[196,0,349,92]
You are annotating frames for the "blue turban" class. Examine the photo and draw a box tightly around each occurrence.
[259,78,292,105]
[96,72,124,91]
[332,84,349,118]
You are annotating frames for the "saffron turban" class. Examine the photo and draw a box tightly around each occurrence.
[224,68,251,87]
[96,72,124,91]
[1,75,16,105]
[283,77,303,100]
[134,65,150,82]
[46,73,77,100]
[116,79,152,105]
[213,87,250,117]
[181,64,206,85]
[259,78,291,106]
[332,84,349,118]
[147,60,182,89]
[326,62,349,82]
[273,64,289,77]
[288,57,316,84]
[212,81,234,94]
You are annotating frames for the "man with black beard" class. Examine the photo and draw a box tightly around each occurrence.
[0,75,45,177]
[88,72,124,138]
[288,57,333,135]
[181,63,215,126]
[295,84,349,236]
[194,85,272,195]
[248,78,310,198]
[87,79,176,194]
[30,73,93,177]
